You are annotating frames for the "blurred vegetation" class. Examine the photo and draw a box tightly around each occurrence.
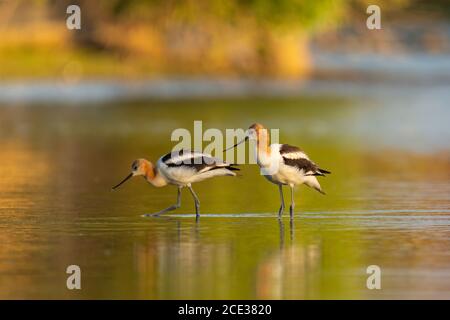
[0,0,447,79]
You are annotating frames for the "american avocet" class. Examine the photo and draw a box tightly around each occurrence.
[112,149,239,217]
[226,123,330,218]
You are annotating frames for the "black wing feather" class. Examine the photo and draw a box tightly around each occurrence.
[282,157,330,176]
[163,150,239,173]
[279,144,304,155]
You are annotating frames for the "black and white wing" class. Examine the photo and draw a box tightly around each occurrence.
[160,149,239,174]
[279,144,330,176]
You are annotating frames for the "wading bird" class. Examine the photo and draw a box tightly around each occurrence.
[226,123,330,218]
[112,149,239,217]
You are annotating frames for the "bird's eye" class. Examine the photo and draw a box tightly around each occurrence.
[133,166,137,171]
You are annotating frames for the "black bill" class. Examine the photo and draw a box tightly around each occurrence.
[112,173,133,190]
[223,136,248,152]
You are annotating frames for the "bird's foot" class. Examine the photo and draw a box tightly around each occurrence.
[142,204,180,217]
[142,213,161,217]
[142,209,170,217]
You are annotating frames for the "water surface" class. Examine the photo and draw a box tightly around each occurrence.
[0,91,449,299]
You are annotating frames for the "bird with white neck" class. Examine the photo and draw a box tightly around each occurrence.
[226,123,330,218]
[112,149,239,218]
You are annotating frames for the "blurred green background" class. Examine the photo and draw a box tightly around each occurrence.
[0,0,449,78]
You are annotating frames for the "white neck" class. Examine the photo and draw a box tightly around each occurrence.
[145,167,168,187]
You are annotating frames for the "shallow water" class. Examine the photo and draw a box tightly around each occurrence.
[0,92,449,299]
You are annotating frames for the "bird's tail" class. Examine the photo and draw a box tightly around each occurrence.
[224,164,240,177]
[315,187,326,195]
[305,176,327,195]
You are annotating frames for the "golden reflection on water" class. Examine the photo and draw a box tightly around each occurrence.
[0,100,449,299]
[0,141,52,297]
[0,141,50,210]
[256,223,323,299]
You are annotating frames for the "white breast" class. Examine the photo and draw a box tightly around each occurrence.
[259,144,309,186]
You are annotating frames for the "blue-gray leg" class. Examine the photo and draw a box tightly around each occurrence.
[278,184,285,218]
[188,185,200,217]
[289,185,295,219]
[143,186,182,217]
